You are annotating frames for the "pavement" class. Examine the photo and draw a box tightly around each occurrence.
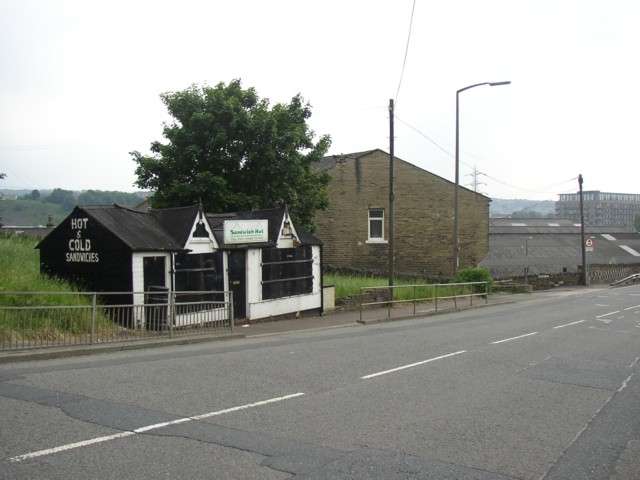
[0,290,537,364]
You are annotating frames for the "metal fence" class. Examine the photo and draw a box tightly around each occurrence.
[359,282,488,322]
[1,290,233,351]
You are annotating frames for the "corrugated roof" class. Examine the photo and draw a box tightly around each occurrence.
[481,231,640,278]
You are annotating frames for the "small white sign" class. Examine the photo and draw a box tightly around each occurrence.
[224,220,268,244]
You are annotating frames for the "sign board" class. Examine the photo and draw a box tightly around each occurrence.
[585,237,594,252]
[224,220,268,244]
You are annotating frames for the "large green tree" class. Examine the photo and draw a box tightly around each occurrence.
[131,80,332,232]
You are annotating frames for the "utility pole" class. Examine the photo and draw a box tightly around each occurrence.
[388,99,395,288]
[579,174,588,286]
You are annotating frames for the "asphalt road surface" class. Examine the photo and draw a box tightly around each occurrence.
[1,285,639,479]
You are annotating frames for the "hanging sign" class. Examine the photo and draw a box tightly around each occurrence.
[224,220,268,244]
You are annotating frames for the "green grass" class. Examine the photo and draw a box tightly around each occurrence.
[0,234,89,305]
[1,234,117,342]
[323,272,482,302]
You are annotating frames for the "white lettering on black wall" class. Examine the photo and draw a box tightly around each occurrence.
[65,217,99,263]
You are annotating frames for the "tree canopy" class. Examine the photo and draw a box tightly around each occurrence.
[131,80,332,232]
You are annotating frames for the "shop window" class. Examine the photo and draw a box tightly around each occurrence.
[262,247,313,300]
[174,252,224,303]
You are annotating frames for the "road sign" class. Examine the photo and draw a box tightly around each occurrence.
[585,237,594,252]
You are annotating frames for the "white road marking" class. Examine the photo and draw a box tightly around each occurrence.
[10,432,135,463]
[554,320,585,329]
[10,392,305,463]
[361,351,466,379]
[596,311,620,319]
[624,305,640,311]
[491,332,538,344]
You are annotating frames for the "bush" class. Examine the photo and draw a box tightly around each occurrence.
[454,267,494,292]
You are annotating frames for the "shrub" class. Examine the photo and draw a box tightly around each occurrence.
[454,267,494,292]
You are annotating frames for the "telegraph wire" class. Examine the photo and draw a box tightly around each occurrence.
[395,115,453,158]
[394,115,580,200]
[394,0,417,106]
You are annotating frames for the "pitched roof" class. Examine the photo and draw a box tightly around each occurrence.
[77,204,189,251]
[319,149,490,200]
[41,203,321,253]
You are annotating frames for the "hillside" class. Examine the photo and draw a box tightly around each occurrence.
[1,189,557,226]
[490,198,556,218]
[0,189,147,227]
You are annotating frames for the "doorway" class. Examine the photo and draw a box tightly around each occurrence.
[228,250,246,319]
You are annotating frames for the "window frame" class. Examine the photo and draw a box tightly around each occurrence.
[367,208,387,243]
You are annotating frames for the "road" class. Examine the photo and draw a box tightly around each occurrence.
[1,285,639,479]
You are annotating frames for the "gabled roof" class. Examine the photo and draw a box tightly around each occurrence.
[318,149,490,200]
[40,203,321,253]
[148,204,204,248]
[206,206,322,249]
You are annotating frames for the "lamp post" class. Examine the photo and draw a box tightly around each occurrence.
[525,236,532,284]
[454,81,510,276]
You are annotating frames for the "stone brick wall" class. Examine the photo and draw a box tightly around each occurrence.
[314,150,490,278]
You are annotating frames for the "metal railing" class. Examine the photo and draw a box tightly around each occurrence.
[610,273,640,288]
[359,282,488,322]
[1,290,233,351]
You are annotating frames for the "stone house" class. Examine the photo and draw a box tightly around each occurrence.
[314,149,490,278]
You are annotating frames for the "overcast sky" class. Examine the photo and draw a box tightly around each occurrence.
[1,0,638,201]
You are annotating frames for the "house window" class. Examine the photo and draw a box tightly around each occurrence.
[368,209,385,241]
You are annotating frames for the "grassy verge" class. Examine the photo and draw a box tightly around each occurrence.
[323,272,481,303]
[1,234,118,341]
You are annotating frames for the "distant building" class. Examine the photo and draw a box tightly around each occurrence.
[481,217,640,282]
[556,191,640,231]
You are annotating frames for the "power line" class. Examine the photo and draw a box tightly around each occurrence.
[394,0,417,106]
[395,115,453,157]
[394,115,580,199]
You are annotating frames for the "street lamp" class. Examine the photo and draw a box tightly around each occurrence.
[525,236,532,284]
[454,81,510,276]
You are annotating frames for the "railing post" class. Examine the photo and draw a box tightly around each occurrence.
[454,283,458,309]
[413,285,417,314]
[169,290,175,338]
[435,284,439,311]
[90,293,96,345]
[359,289,363,323]
[229,291,234,332]
[388,287,392,318]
